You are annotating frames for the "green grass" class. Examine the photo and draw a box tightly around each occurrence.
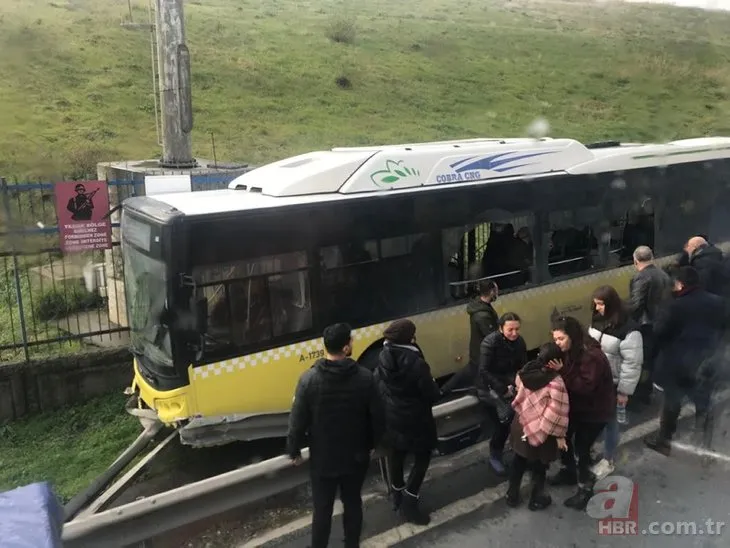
[0,392,140,502]
[0,0,729,179]
[0,0,729,497]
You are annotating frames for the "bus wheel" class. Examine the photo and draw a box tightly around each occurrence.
[357,346,382,372]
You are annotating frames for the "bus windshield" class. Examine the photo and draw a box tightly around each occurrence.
[122,227,173,371]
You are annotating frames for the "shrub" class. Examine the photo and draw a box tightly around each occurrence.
[35,287,104,322]
[327,17,356,44]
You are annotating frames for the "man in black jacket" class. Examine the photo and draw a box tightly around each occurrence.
[683,236,727,296]
[644,266,725,455]
[287,323,384,548]
[629,246,672,404]
[441,280,499,395]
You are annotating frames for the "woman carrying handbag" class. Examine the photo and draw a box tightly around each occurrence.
[476,312,528,475]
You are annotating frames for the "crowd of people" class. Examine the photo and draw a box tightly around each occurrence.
[285,235,729,548]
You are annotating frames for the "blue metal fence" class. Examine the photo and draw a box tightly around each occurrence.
[0,173,240,364]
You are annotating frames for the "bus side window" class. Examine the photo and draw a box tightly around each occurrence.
[319,233,438,325]
[204,284,231,340]
[616,200,655,265]
[445,216,534,300]
[269,271,313,337]
[319,241,379,326]
[194,251,312,353]
[547,209,598,278]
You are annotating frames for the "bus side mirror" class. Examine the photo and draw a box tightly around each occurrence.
[195,298,208,333]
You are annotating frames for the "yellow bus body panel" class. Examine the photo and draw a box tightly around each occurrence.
[134,359,196,424]
[134,264,637,424]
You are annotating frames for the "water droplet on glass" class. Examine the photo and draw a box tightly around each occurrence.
[611,178,626,190]
[681,200,696,213]
[526,117,550,139]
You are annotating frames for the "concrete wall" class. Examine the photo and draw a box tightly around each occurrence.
[0,348,132,421]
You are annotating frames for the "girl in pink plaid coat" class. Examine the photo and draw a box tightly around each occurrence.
[506,342,570,510]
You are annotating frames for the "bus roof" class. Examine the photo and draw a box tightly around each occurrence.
[139,136,730,217]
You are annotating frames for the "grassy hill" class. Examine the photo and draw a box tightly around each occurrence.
[0,0,729,179]
[0,0,729,499]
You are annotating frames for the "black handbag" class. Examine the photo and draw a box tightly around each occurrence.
[487,388,515,424]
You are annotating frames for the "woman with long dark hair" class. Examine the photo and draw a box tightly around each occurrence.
[476,312,528,475]
[548,316,615,510]
[588,285,643,479]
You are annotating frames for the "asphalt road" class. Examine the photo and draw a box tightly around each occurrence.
[394,399,730,548]
[231,391,730,548]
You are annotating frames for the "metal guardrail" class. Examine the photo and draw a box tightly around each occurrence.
[61,394,480,547]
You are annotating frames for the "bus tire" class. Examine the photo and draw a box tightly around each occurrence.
[357,340,383,372]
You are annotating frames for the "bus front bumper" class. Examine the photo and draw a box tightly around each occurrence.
[131,359,193,426]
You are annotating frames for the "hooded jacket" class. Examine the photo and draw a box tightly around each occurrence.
[467,298,498,366]
[374,342,441,452]
[286,357,384,476]
[589,314,643,395]
[512,360,570,447]
[688,244,727,296]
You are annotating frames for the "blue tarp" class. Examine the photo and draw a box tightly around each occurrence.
[0,482,64,548]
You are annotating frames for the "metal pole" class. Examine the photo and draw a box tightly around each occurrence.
[154,0,196,168]
[63,422,164,522]
[1,178,30,363]
[148,0,162,147]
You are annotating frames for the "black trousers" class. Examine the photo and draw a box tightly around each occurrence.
[509,453,547,495]
[482,402,512,454]
[311,465,369,548]
[659,381,714,446]
[634,325,655,401]
[388,449,432,495]
[560,420,607,485]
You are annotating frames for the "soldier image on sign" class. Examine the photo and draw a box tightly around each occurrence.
[66,183,98,221]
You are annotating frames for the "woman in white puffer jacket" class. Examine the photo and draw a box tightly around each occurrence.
[588,285,643,479]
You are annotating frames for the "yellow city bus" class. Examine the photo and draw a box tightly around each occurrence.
[120,136,730,447]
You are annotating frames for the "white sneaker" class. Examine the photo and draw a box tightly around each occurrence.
[591,458,615,480]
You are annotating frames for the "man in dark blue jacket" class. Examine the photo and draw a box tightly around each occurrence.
[287,323,384,548]
[644,267,725,455]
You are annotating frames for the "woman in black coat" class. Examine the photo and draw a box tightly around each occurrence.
[476,312,528,476]
[374,319,441,526]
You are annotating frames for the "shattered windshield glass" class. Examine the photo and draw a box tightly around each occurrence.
[121,217,173,370]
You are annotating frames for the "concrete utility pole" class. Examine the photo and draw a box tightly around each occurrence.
[154,0,196,168]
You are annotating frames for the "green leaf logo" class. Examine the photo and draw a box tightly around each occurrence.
[370,160,421,188]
